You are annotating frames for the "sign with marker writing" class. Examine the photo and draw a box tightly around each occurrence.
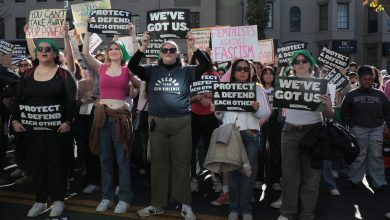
[19,104,63,131]
[26,9,67,38]
[211,25,259,62]
[191,28,211,51]
[317,47,350,70]
[273,76,327,111]
[257,39,274,64]
[147,9,190,39]
[212,82,256,112]
[88,9,131,35]
[322,69,349,91]
[71,0,111,33]
[0,40,14,56]
[276,43,307,67]
[190,75,219,97]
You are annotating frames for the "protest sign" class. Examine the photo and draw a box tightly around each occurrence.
[88,9,131,35]
[118,36,135,56]
[68,30,82,60]
[212,82,257,112]
[89,33,102,53]
[257,39,274,64]
[136,32,167,58]
[0,40,14,56]
[317,47,350,70]
[12,44,27,57]
[276,43,306,67]
[211,25,259,62]
[190,75,219,97]
[147,8,190,39]
[191,28,211,52]
[273,76,327,111]
[26,9,66,38]
[71,0,111,33]
[19,104,63,131]
[322,69,349,91]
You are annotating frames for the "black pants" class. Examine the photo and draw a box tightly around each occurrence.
[191,112,219,178]
[25,131,73,202]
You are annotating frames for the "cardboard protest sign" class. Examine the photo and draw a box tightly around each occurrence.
[211,25,260,62]
[0,40,15,56]
[26,9,66,38]
[71,0,111,33]
[273,76,327,111]
[190,75,219,97]
[322,69,349,91]
[212,82,257,112]
[68,30,82,60]
[317,47,350,70]
[276,43,306,67]
[19,104,63,131]
[191,28,211,51]
[147,8,190,39]
[88,9,131,35]
[89,33,102,53]
[257,39,274,64]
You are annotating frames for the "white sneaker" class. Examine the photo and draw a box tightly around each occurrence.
[330,188,341,196]
[254,181,263,189]
[83,184,100,194]
[50,201,65,217]
[27,202,47,217]
[191,178,199,192]
[114,201,129,214]
[270,196,282,209]
[96,199,111,212]
[277,215,289,220]
[137,205,164,217]
[228,212,239,220]
[181,205,196,220]
[272,183,282,191]
[10,168,24,178]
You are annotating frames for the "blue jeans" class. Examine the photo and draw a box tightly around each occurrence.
[228,130,260,214]
[322,160,337,190]
[348,126,387,188]
[99,117,133,203]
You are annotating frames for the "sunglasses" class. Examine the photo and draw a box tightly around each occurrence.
[19,63,30,67]
[233,66,251,73]
[161,48,177,54]
[292,59,310,65]
[37,47,52,53]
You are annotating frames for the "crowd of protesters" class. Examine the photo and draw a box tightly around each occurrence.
[1,21,390,220]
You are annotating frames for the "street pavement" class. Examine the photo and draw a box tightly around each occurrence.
[1,151,390,219]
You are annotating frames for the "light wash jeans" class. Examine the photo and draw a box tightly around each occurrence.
[99,117,133,203]
[228,130,260,214]
[348,126,387,188]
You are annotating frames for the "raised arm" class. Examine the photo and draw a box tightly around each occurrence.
[82,29,102,73]
[127,31,150,81]
[24,24,36,61]
[186,32,212,79]
[63,23,76,74]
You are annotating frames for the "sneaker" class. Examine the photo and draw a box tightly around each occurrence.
[10,168,24,178]
[191,178,199,192]
[254,181,263,189]
[137,205,164,217]
[277,215,289,220]
[272,183,282,191]
[50,201,65,217]
[330,188,340,196]
[242,214,253,220]
[15,176,33,185]
[114,201,129,214]
[96,199,111,212]
[211,192,229,206]
[83,184,100,194]
[228,212,239,220]
[181,206,196,220]
[270,196,282,209]
[27,202,47,217]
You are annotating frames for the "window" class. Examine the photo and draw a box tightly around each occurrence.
[0,18,4,39]
[368,8,378,33]
[337,3,349,29]
[319,4,328,31]
[15,17,26,39]
[266,2,273,29]
[190,12,200,28]
[132,15,140,34]
[289,6,301,32]
[15,0,25,2]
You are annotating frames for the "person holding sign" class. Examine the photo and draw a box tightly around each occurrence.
[11,39,76,218]
[277,50,334,220]
[82,21,138,214]
[212,59,270,220]
[128,27,211,220]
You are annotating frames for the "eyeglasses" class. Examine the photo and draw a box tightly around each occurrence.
[292,59,310,65]
[161,48,177,54]
[233,66,251,73]
[37,47,52,53]
[19,63,30,67]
